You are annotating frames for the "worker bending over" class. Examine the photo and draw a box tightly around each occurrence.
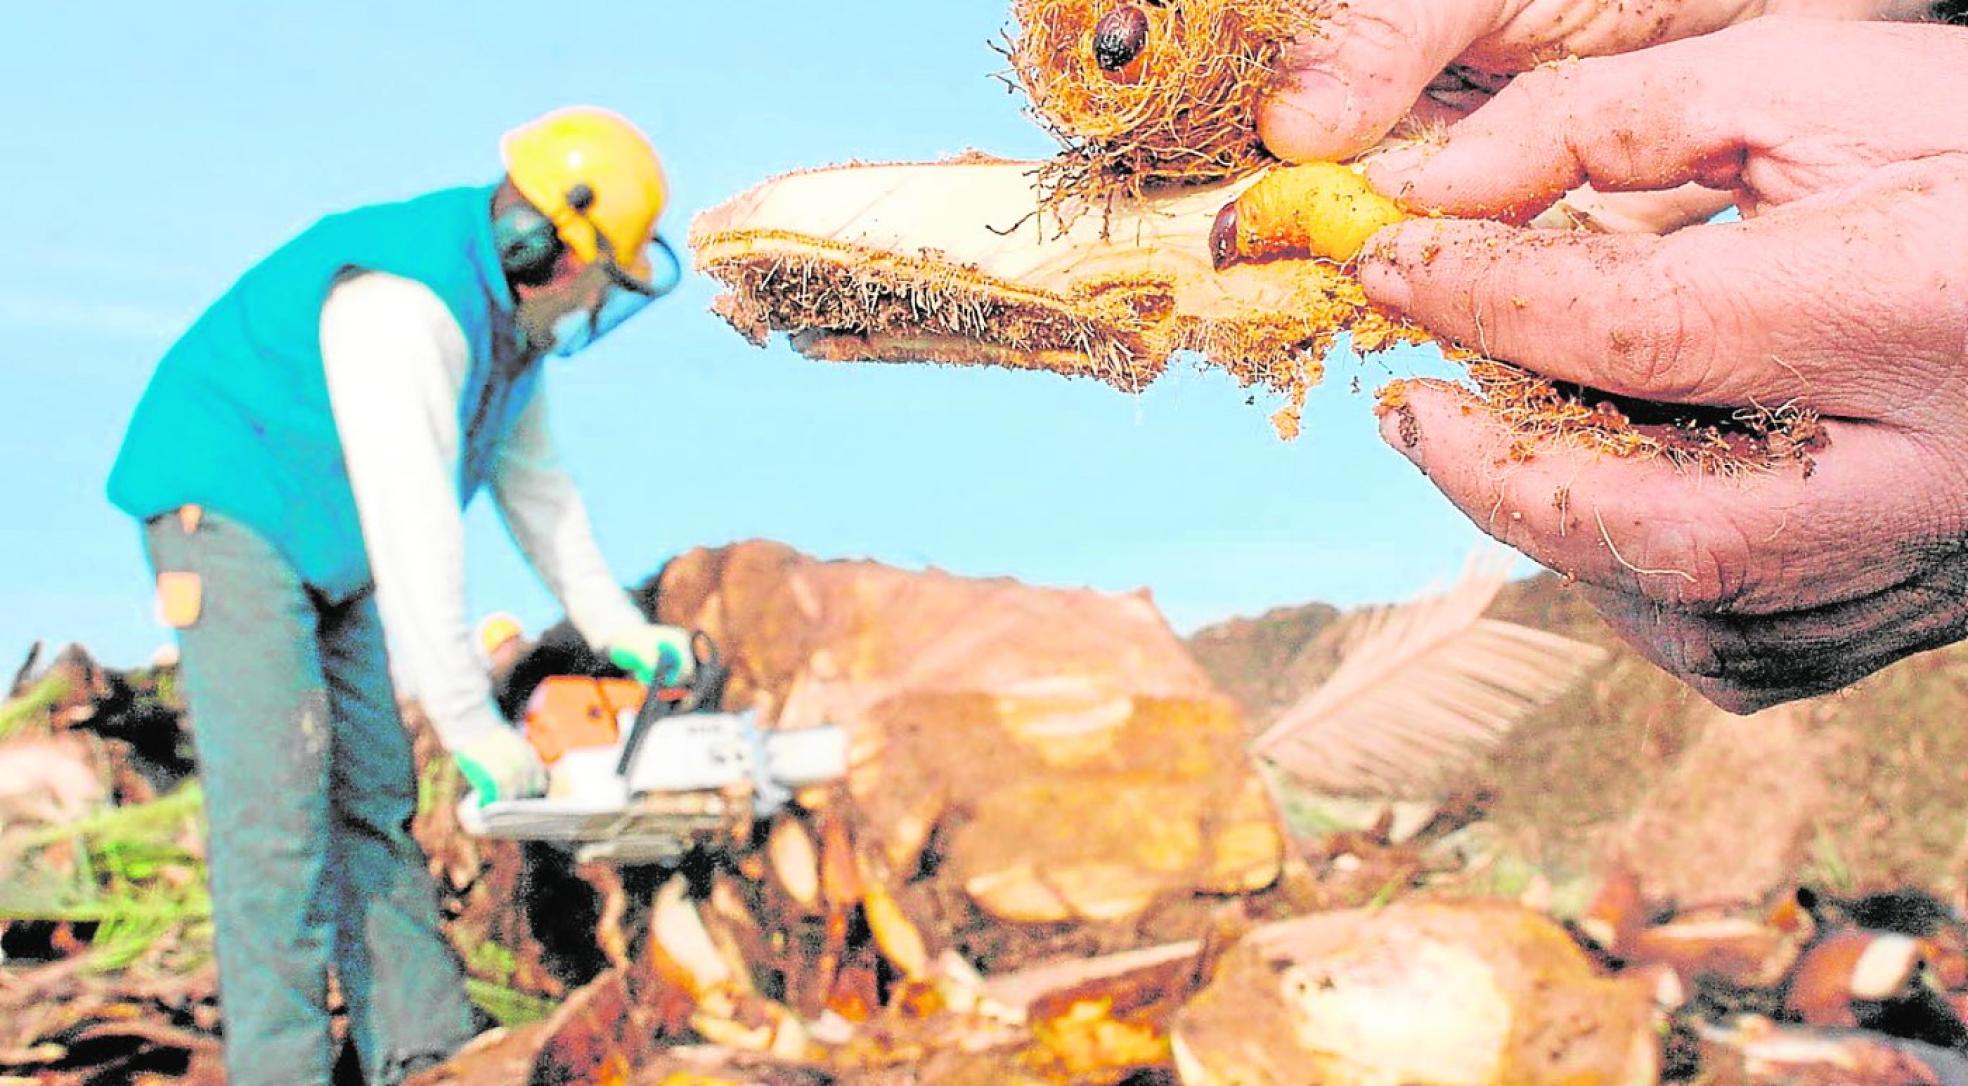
[107,106,693,1084]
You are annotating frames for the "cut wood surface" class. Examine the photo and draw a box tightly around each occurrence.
[690,157,1418,437]
[981,940,1202,1016]
[651,541,1291,962]
[1171,902,1659,1086]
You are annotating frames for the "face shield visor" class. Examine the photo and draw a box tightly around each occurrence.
[542,224,682,359]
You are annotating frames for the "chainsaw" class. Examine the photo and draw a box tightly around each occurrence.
[457,632,847,864]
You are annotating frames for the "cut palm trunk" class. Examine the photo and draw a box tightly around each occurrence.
[690,157,1418,437]
[1170,902,1659,1086]
[1698,1022,1968,1086]
[402,541,1307,1081]
[649,542,1293,973]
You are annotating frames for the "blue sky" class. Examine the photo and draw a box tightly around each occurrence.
[0,1,1493,667]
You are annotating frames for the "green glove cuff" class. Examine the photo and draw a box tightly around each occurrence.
[610,642,683,686]
[456,756,498,807]
[608,645,644,683]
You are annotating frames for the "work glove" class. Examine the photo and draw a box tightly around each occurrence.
[604,623,696,687]
[451,726,547,807]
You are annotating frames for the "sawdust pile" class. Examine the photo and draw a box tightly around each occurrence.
[1005,0,1314,201]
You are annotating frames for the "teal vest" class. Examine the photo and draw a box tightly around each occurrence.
[108,185,540,602]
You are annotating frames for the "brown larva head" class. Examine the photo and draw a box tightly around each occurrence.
[1007,0,1315,201]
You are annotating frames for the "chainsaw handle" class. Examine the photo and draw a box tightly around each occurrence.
[616,631,727,779]
[684,631,728,712]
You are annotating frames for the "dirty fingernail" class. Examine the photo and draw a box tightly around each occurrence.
[1375,394,1423,466]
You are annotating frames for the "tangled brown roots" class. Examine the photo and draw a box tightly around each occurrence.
[1007,0,1317,203]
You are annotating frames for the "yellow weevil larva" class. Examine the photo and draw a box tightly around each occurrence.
[1210,162,1409,269]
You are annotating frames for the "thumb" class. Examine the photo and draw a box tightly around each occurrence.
[1257,0,1500,162]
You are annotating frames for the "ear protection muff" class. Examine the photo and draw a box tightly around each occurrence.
[493,203,563,287]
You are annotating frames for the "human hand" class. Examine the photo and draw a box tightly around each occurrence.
[452,726,547,807]
[1354,18,1968,712]
[604,623,696,686]
[1256,0,1924,164]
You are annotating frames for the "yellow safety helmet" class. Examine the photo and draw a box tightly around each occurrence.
[475,612,525,660]
[500,106,667,280]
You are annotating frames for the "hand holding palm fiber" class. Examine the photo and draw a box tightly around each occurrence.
[1202,164,1825,469]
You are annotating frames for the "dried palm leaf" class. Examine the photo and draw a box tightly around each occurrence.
[1253,552,1606,796]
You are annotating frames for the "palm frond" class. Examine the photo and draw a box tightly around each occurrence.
[0,675,67,741]
[466,978,560,1028]
[19,782,204,850]
[1,784,211,970]
[1253,550,1606,796]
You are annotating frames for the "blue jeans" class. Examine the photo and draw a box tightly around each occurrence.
[144,513,473,1085]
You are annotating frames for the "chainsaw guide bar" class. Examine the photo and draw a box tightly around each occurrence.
[464,793,737,865]
[460,710,848,865]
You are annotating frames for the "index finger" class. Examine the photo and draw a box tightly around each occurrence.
[1355,156,1967,413]
[1360,18,1968,219]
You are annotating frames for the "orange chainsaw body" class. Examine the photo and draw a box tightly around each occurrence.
[521,676,645,764]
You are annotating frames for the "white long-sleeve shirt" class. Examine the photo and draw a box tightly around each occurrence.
[319,272,644,747]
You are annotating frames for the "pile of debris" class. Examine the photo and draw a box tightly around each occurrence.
[0,646,219,1084]
[0,959,222,1084]
[8,542,1968,1085]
